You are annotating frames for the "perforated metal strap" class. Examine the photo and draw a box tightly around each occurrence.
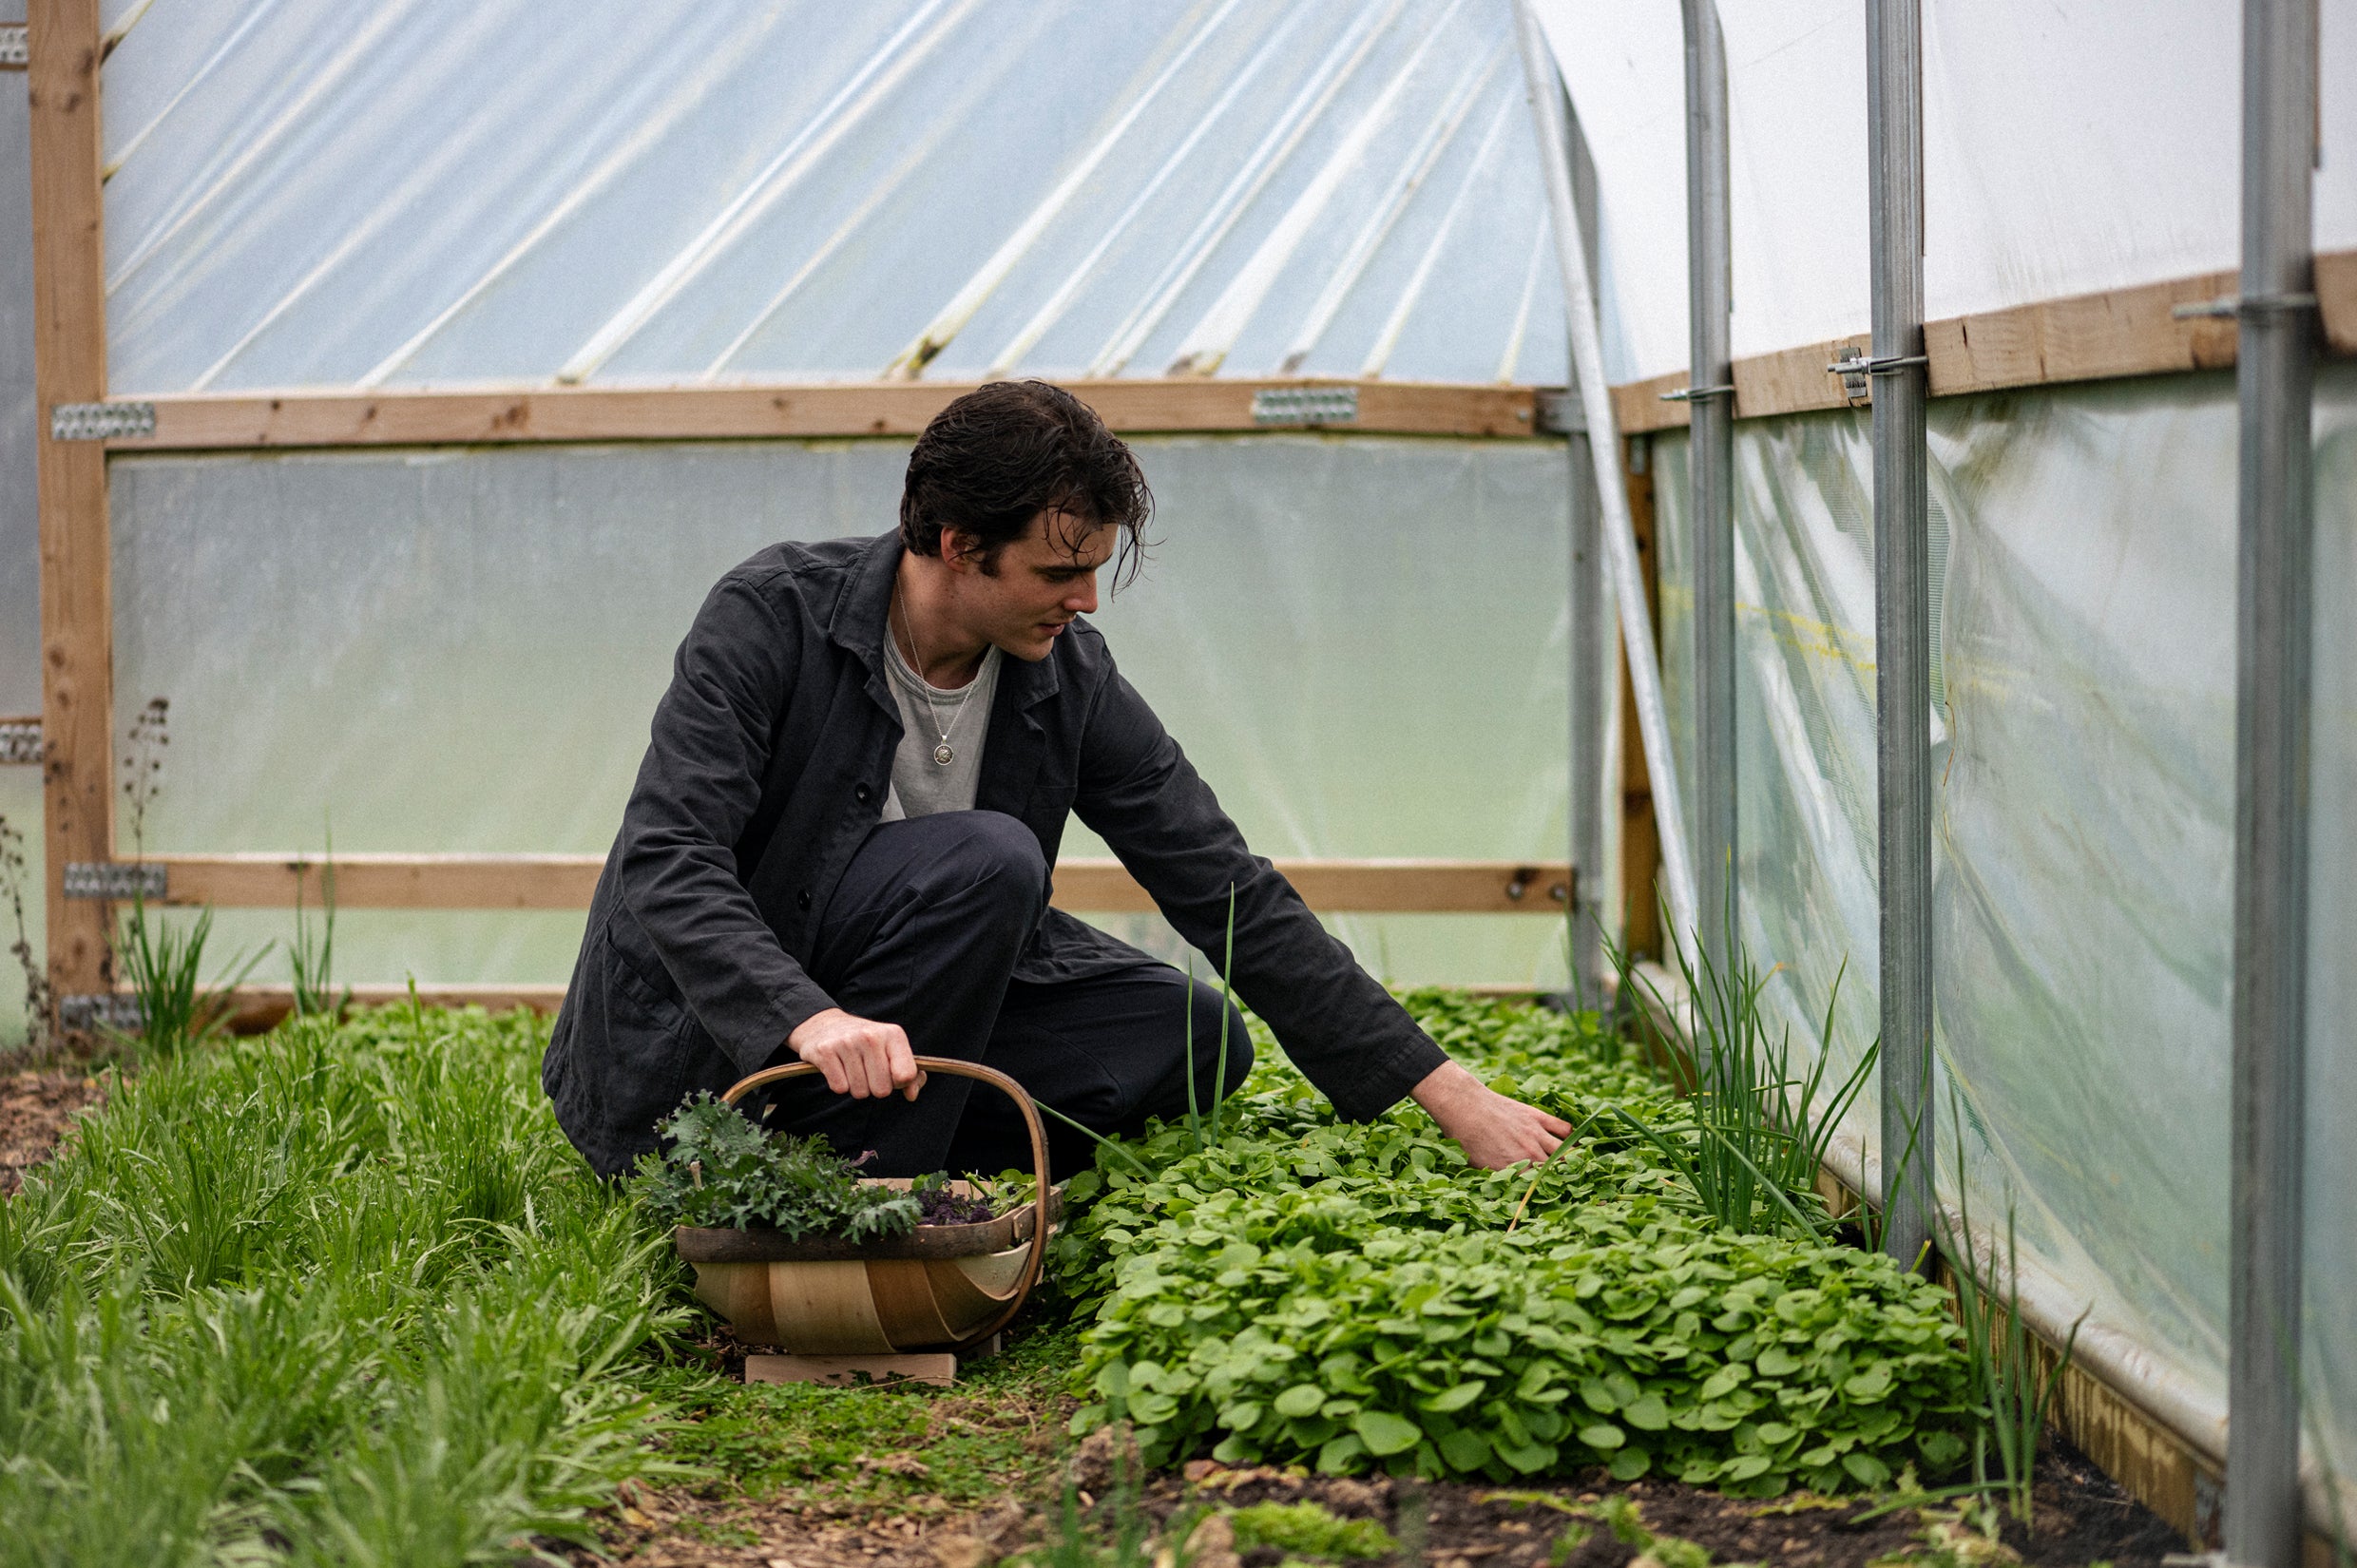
[49,401,158,441]
[63,861,168,900]
[58,994,145,1034]
[1250,387,1358,427]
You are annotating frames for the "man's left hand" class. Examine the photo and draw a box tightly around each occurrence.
[1409,1060,1572,1170]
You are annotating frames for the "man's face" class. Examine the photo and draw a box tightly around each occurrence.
[942,510,1115,662]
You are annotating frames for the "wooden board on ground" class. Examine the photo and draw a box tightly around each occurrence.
[744,1353,956,1389]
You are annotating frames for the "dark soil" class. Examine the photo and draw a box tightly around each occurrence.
[1099,1435,2190,1568]
[0,1068,106,1195]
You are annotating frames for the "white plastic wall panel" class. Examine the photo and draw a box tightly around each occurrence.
[1535,0,2354,383]
[1650,369,2357,1494]
[94,0,1565,393]
[108,438,1575,993]
[1,79,44,1047]
[2309,365,2357,1492]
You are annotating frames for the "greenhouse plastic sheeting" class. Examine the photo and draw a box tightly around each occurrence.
[2310,373,2357,1489]
[1650,365,2357,1494]
[96,0,1563,392]
[110,435,1575,993]
[1531,0,2357,383]
[1,82,44,1047]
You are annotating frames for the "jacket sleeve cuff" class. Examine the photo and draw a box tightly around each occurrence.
[725,977,839,1077]
[1323,1033,1450,1123]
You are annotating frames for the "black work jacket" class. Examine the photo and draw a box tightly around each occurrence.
[543,531,1447,1176]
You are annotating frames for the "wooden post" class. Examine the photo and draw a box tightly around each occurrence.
[1619,434,1663,958]
[27,0,114,1012]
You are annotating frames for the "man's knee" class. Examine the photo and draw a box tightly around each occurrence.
[916,810,1046,915]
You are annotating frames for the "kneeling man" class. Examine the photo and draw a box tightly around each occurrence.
[545,381,1569,1180]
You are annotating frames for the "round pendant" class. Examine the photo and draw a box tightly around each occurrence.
[932,742,955,766]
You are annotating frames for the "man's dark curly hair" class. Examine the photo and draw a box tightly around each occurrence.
[899,381,1152,588]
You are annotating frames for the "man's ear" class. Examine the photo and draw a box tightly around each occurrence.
[937,526,979,573]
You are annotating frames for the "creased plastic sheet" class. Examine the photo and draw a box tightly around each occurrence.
[1,83,45,1047]
[96,0,1562,392]
[1651,367,2357,1499]
[109,436,1574,997]
[1531,0,2356,384]
[2309,367,2357,1493]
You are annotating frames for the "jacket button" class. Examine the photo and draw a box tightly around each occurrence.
[796,889,813,910]
[854,783,872,804]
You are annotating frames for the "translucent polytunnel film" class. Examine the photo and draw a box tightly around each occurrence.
[95,0,1564,392]
[1,79,45,1048]
[109,435,1577,996]
[1649,366,2357,1497]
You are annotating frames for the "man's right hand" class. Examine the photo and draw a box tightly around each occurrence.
[786,1008,927,1100]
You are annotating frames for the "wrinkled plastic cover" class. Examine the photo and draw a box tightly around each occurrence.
[1650,366,2357,1491]
[1533,0,2357,382]
[109,436,1576,994]
[1,86,44,1047]
[96,0,1564,392]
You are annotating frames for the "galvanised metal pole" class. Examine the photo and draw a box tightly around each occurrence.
[1568,421,1608,1001]
[1514,0,1701,961]
[1866,0,1934,1272]
[1562,103,1610,1004]
[1680,0,1737,984]
[2224,0,2317,1560]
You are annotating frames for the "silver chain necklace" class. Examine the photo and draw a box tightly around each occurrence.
[891,587,975,767]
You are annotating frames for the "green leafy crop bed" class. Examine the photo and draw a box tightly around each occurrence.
[1061,993,1970,1497]
[0,987,1974,1567]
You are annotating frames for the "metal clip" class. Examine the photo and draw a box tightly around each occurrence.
[0,25,28,66]
[1658,384,1735,403]
[58,994,146,1034]
[1827,349,1926,404]
[2172,292,2317,320]
[1535,388,1583,434]
[0,718,38,766]
[50,401,158,441]
[63,861,168,901]
[1250,387,1358,428]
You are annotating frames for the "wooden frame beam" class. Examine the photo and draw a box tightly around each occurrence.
[94,378,1544,450]
[1613,251,2354,434]
[139,853,1572,917]
[28,0,113,1007]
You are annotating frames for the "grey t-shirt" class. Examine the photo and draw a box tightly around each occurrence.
[879,626,1001,821]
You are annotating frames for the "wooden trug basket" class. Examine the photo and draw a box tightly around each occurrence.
[672,1057,1058,1356]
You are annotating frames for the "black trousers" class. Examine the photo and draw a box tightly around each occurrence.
[750,811,1253,1180]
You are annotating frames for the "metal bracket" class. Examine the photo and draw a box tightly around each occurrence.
[0,717,38,765]
[0,25,28,66]
[1658,383,1735,404]
[1534,388,1583,434]
[1827,348,1926,403]
[2172,292,2317,320]
[49,400,158,441]
[58,993,145,1034]
[63,860,168,900]
[1250,387,1358,427]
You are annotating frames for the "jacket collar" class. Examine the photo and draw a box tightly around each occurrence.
[827,529,1062,712]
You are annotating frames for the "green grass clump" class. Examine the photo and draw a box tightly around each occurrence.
[1063,991,1971,1496]
[1226,1501,1397,1559]
[0,1004,691,1567]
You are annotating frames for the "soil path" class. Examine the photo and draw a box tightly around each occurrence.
[583,1428,2188,1568]
[0,1068,106,1195]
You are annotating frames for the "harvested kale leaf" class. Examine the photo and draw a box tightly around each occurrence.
[632,1093,921,1240]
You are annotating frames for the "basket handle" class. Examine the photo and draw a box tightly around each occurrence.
[719,1056,1054,1353]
